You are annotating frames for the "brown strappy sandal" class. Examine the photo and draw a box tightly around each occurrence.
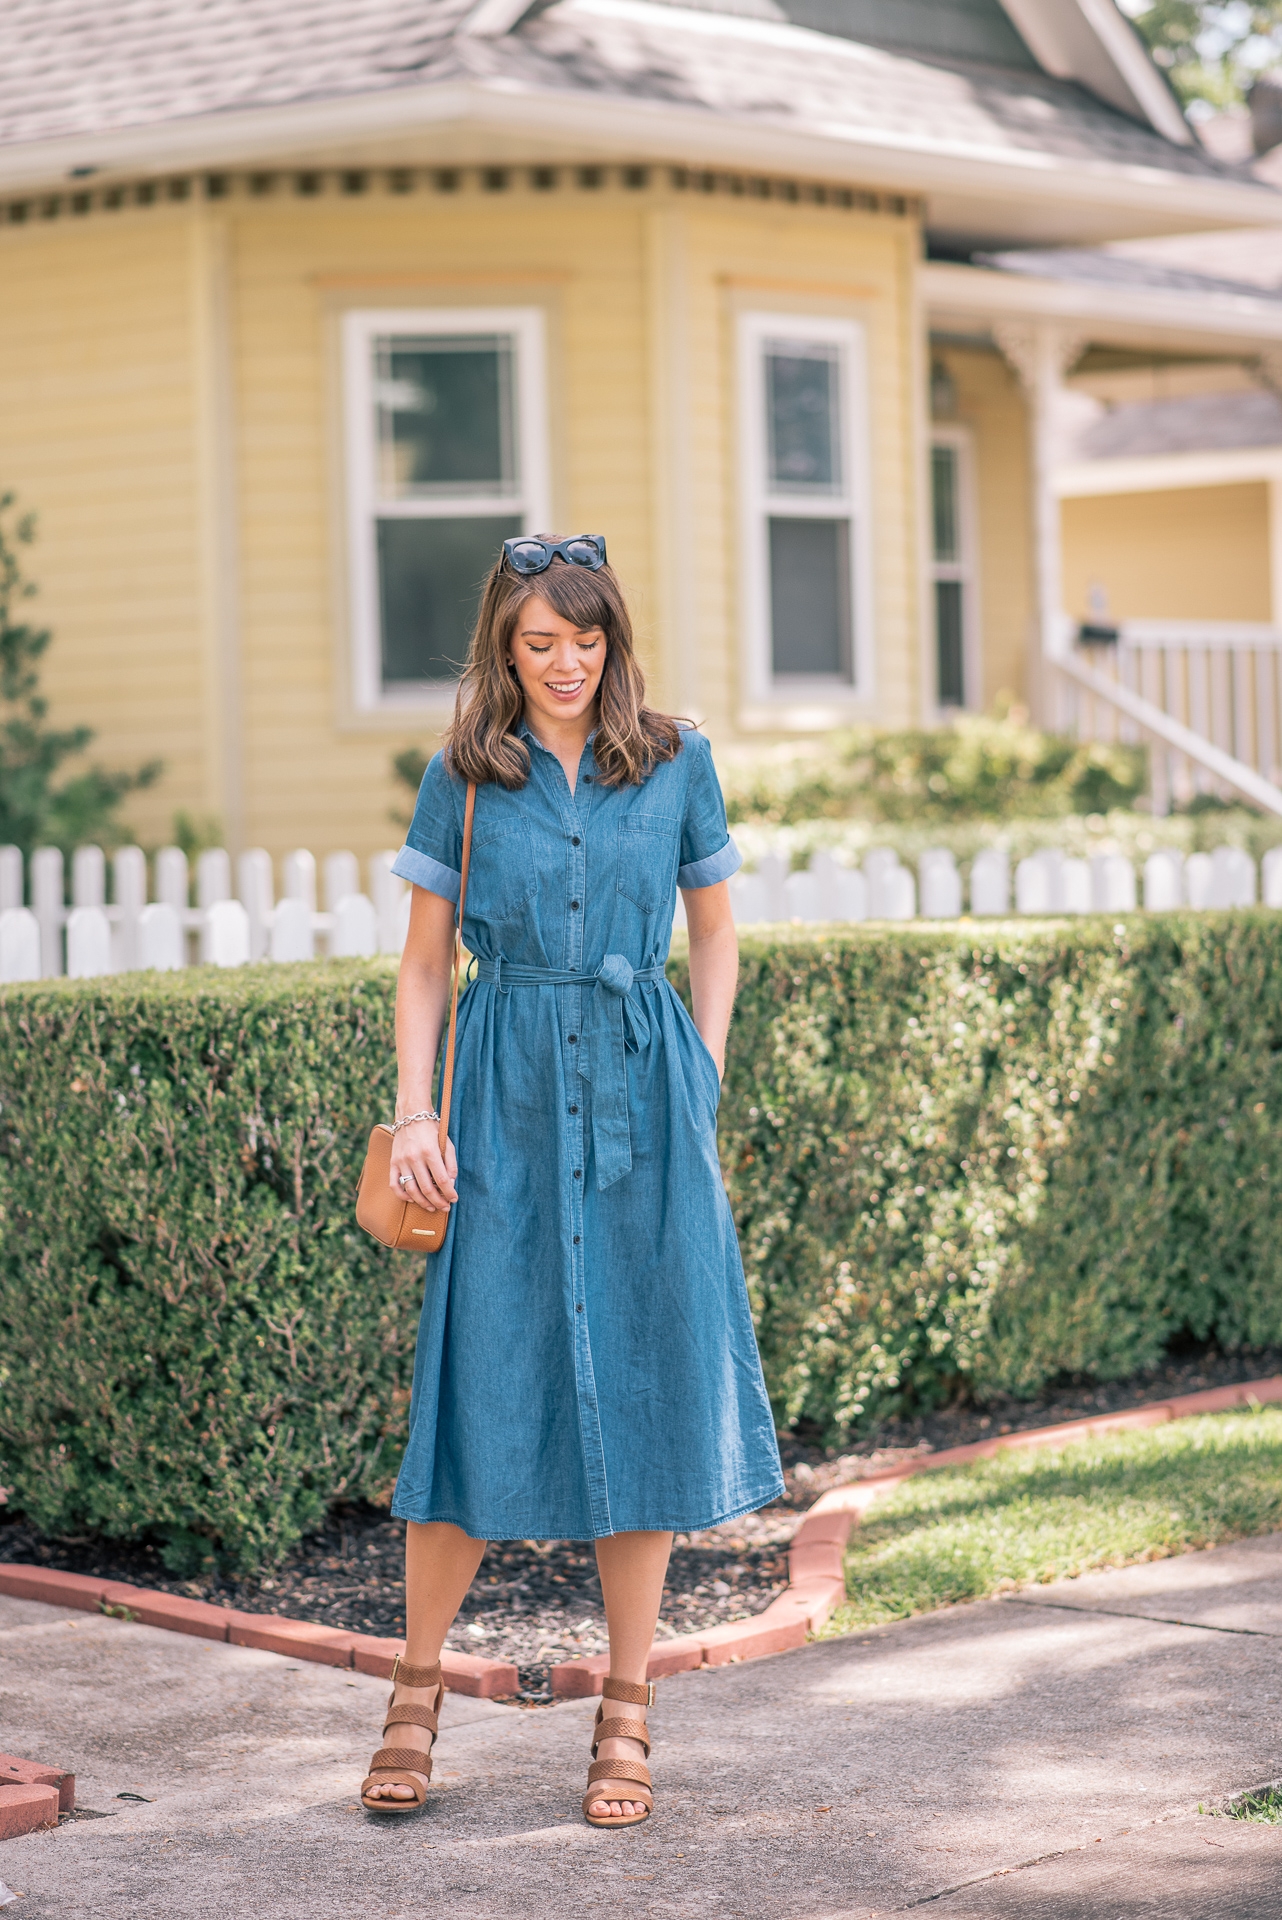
[360,1656,443,1814]
[582,1678,655,1829]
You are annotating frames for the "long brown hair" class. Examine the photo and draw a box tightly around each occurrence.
[443,548,684,788]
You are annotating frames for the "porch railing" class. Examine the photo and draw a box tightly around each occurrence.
[1057,621,1282,818]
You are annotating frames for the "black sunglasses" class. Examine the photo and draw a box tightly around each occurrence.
[502,534,607,576]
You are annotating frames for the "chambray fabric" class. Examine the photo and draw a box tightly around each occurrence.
[388,725,784,1540]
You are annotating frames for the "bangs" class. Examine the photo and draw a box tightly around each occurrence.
[509,560,622,637]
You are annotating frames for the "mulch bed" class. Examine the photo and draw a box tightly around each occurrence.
[3,1342,1276,1702]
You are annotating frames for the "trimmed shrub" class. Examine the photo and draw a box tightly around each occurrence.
[719,714,1145,827]
[671,914,1282,1439]
[2,914,1280,1567]
[0,963,416,1573]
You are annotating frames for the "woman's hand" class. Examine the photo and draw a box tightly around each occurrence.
[390,1118,458,1211]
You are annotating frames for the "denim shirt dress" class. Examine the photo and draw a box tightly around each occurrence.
[388,724,784,1540]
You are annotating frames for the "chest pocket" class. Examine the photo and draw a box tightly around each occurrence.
[465,818,537,926]
[617,813,680,913]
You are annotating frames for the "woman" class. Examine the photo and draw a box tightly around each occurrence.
[361,535,783,1828]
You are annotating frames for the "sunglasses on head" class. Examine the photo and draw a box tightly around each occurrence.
[502,534,607,576]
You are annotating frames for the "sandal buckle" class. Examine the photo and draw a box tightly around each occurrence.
[646,1681,656,1707]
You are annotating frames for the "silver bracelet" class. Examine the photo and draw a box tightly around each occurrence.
[392,1108,439,1134]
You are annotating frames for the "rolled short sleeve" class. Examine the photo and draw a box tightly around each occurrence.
[391,751,463,904]
[677,731,742,890]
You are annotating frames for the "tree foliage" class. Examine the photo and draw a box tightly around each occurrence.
[0,494,160,860]
[1122,2,1282,111]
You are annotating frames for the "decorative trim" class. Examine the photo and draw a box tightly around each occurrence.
[0,165,921,231]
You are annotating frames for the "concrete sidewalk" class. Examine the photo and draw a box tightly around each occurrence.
[2,1536,1281,1919]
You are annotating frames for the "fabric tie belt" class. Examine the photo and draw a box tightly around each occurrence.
[474,955,664,1190]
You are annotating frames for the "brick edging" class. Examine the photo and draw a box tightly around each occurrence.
[548,1372,1282,1693]
[2,1375,1278,1704]
[0,1753,74,1841]
[0,1567,517,1698]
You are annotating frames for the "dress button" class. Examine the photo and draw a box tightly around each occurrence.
[575,1302,584,1312]
[570,900,580,911]
[573,1168,582,1179]
[571,836,581,847]
[567,1034,578,1044]
[573,1234,581,1245]
[568,1104,578,1115]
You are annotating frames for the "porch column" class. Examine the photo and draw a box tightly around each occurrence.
[993,322,1083,725]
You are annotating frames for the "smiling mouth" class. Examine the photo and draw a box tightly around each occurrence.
[546,679,586,697]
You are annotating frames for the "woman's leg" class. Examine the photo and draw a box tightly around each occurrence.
[364,1520,487,1803]
[589,1529,673,1820]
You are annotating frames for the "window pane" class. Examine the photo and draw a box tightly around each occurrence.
[377,515,521,685]
[768,516,852,679]
[766,344,842,492]
[376,336,515,498]
[931,444,959,563]
[935,578,965,706]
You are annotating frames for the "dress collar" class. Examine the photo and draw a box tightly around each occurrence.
[518,716,599,770]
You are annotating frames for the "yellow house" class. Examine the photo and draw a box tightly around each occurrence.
[2,0,1281,860]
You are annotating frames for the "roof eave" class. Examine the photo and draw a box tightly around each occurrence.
[0,77,1276,244]
[923,258,1282,346]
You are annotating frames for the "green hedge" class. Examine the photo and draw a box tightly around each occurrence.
[0,964,418,1573]
[678,914,1282,1438]
[2,914,1280,1569]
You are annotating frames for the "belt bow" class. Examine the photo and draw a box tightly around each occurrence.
[473,953,663,1189]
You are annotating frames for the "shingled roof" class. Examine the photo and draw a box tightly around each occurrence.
[0,0,1230,179]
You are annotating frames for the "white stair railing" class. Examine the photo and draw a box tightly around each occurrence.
[1059,623,1282,818]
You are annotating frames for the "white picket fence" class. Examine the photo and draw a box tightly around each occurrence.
[1,838,1279,985]
[0,844,409,984]
[723,842,1282,927]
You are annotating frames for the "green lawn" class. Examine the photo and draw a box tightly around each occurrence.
[820,1408,1282,1636]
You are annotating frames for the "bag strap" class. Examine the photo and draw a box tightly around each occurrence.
[436,780,477,1155]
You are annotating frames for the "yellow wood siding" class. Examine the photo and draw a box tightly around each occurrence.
[933,344,1034,710]
[0,178,923,861]
[1061,482,1273,624]
[0,207,209,850]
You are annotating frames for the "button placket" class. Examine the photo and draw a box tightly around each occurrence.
[562,773,609,1530]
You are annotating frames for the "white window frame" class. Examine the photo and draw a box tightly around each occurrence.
[929,425,980,712]
[342,306,551,712]
[737,311,874,707]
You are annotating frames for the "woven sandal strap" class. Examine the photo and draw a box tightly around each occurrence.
[586,1757,652,1790]
[384,1703,439,1736]
[361,1771,428,1806]
[392,1657,442,1688]
[601,1677,655,1706]
[369,1746,434,1776]
[590,1717,651,1757]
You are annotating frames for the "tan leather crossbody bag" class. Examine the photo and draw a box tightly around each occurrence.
[355,781,477,1252]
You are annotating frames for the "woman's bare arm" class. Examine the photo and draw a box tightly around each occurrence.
[390,884,460,1209]
[681,880,738,1079]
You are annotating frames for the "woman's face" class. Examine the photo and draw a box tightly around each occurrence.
[507,592,607,728]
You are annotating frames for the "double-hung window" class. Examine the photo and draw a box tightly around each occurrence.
[739,312,871,702]
[343,308,549,707]
[929,428,976,709]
